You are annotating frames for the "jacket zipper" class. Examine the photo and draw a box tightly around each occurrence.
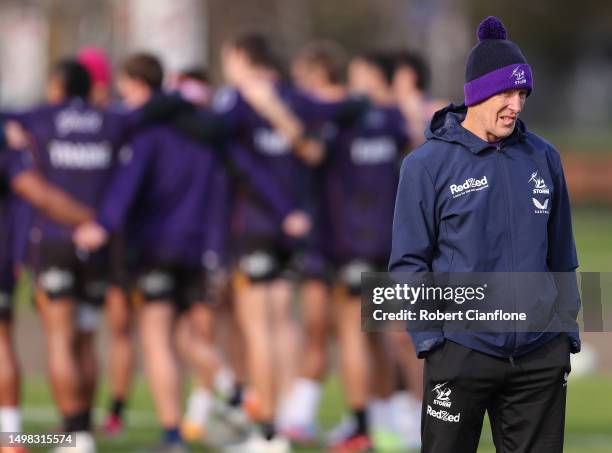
[496,145,518,362]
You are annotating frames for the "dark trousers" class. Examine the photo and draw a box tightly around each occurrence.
[421,334,571,453]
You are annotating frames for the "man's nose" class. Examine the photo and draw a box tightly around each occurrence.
[508,93,523,113]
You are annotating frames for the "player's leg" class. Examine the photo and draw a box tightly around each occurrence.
[35,243,92,438]
[75,325,97,417]
[387,332,422,449]
[136,265,184,448]
[367,332,401,450]
[102,285,133,435]
[38,293,89,429]
[103,235,134,434]
[278,277,329,441]
[300,279,329,381]
[0,260,23,434]
[268,277,298,408]
[226,265,289,452]
[0,314,21,434]
[181,278,226,442]
[234,278,274,427]
[330,287,372,452]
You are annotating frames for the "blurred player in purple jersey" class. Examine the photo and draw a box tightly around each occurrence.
[78,45,135,437]
[3,59,135,453]
[214,33,320,453]
[74,53,303,452]
[77,47,112,108]
[318,51,409,453]
[171,67,211,108]
[0,126,94,453]
[275,40,350,445]
[392,50,447,147]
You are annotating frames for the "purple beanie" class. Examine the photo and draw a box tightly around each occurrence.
[464,16,533,106]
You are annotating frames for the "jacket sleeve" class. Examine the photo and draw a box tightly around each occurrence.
[227,143,294,222]
[202,156,230,271]
[389,155,444,357]
[547,148,581,353]
[96,136,151,233]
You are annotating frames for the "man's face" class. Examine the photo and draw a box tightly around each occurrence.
[117,73,149,108]
[221,45,251,86]
[45,74,64,104]
[291,58,326,94]
[392,65,418,100]
[348,58,377,95]
[474,88,528,140]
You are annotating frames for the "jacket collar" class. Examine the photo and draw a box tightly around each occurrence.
[425,103,526,154]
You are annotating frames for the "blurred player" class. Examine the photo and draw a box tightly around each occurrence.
[74,52,309,452]
[392,50,447,147]
[73,52,218,452]
[3,58,143,452]
[317,52,408,453]
[214,34,312,453]
[78,45,135,437]
[171,67,211,108]
[77,47,112,108]
[0,124,96,453]
[276,40,350,444]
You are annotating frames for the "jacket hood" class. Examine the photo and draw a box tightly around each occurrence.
[425,103,526,154]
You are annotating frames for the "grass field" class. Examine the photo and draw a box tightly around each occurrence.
[18,374,612,452]
[15,206,612,452]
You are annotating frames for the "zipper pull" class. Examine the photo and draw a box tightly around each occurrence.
[509,356,515,367]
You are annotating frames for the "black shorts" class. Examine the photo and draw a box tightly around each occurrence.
[333,258,388,296]
[32,241,109,305]
[107,233,130,289]
[133,263,212,311]
[0,259,15,321]
[0,289,14,321]
[234,239,293,283]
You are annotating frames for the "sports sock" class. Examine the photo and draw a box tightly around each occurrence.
[229,383,244,407]
[163,427,183,444]
[63,410,91,432]
[110,398,125,418]
[353,408,368,436]
[259,421,275,440]
[185,388,213,425]
[0,407,22,432]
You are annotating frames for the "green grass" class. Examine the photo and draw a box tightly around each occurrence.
[573,207,612,272]
[14,206,612,451]
[18,374,612,452]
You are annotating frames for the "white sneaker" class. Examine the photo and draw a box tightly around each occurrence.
[52,431,96,453]
[326,414,356,445]
[223,432,291,453]
[390,392,421,450]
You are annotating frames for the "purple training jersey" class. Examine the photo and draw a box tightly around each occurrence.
[213,84,341,247]
[4,99,129,243]
[0,148,29,290]
[97,124,228,266]
[318,105,409,263]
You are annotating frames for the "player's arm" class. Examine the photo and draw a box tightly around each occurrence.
[11,170,93,225]
[74,135,152,251]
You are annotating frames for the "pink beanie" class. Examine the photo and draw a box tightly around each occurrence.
[77,47,111,87]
